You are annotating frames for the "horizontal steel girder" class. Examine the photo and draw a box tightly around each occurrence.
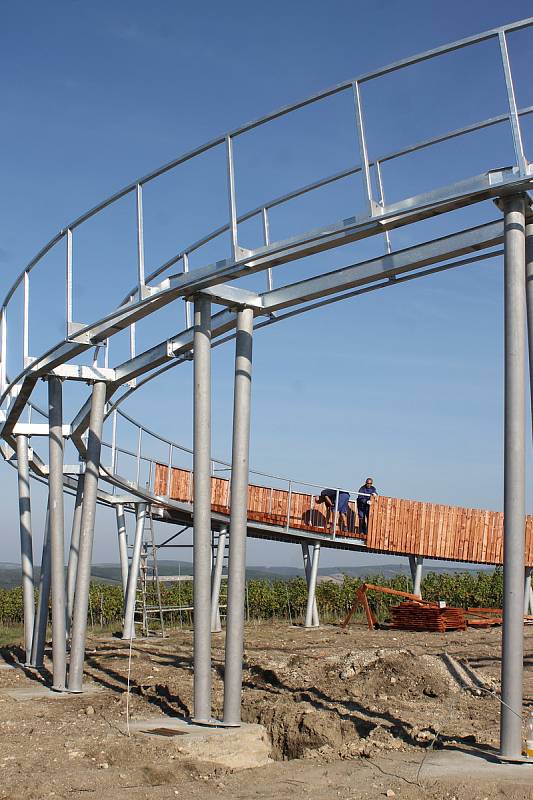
[109,220,505,388]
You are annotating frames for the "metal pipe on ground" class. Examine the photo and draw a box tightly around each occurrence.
[193,296,213,723]
[48,376,67,691]
[66,475,85,636]
[223,306,254,727]
[211,528,227,633]
[67,380,107,693]
[122,503,146,639]
[301,543,319,627]
[15,434,35,664]
[115,503,129,597]
[500,195,527,760]
[30,505,50,669]
[304,541,321,629]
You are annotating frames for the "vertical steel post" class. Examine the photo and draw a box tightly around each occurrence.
[122,503,146,639]
[226,136,240,261]
[211,527,227,633]
[16,434,35,664]
[304,541,321,629]
[523,568,532,616]
[115,503,129,597]
[499,32,528,177]
[525,216,533,620]
[66,474,85,635]
[183,253,192,329]
[193,296,213,722]
[136,183,146,295]
[48,376,67,691]
[500,195,526,760]
[223,306,254,726]
[413,556,423,598]
[30,505,50,668]
[301,543,319,627]
[352,80,374,217]
[68,381,107,693]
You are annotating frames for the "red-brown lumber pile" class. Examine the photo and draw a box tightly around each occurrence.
[390,602,466,632]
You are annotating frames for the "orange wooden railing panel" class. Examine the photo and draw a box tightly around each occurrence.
[153,464,533,565]
[366,495,533,566]
[153,463,361,537]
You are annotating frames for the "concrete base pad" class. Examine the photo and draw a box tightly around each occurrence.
[0,681,104,701]
[123,717,272,770]
[419,748,533,784]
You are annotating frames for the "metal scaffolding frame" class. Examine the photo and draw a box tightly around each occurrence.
[0,17,532,757]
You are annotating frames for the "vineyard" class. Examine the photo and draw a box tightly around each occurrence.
[0,570,504,628]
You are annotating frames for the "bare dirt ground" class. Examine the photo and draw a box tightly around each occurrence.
[0,622,532,799]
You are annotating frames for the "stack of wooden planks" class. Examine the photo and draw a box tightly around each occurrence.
[390,602,466,632]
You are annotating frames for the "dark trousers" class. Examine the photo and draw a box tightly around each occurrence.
[357,503,369,534]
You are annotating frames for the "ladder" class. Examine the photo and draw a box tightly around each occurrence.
[134,507,166,637]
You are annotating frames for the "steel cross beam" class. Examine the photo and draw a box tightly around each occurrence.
[72,219,505,421]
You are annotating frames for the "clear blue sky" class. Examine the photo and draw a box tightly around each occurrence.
[2,0,533,568]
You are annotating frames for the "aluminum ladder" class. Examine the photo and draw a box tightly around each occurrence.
[134,507,166,637]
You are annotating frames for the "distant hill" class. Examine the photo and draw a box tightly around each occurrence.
[0,560,493,589]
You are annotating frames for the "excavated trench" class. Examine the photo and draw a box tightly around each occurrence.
[230,648,492,761]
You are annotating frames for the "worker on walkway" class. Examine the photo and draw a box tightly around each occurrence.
[357,478,378,535]
[314,488,350,532]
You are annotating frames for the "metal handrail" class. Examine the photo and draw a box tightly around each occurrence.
[0,17,531,397]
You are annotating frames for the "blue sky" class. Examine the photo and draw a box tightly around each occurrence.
[2,0,533,568]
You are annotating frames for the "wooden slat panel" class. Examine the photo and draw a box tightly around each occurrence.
[153,462,533,566]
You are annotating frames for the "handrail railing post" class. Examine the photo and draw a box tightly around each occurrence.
[375,161,392,254]
[286,481,292,531]
[0,307,7,395]
[183,252,192,328]
[499,31,528,177]
[352,80,375,217]
[136,183,146,296]
[226,135,240,261]
[166,443,172,498]
[66,228,73,336]
[333,489,339,539]
[136,427,142,486]
[22,271,30,367]
[262,207,274,292]
[111,409,117,472]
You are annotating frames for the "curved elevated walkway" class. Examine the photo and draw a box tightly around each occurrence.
[152,462,533,565]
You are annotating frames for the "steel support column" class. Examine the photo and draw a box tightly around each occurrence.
[301,543,319,627]
[211,528,227,633]
[66,474,84,636]
[304,541,321,629]
[409,555,423,597]
[30,505,50,669]
[500,195,526,760]
[122,503,146,639]
[15,434,35,664]
[193,296,213,723]
[115,503,129,597]
[68,381,107,693]
[48,376,67,691]
[223,306,254,726]
[526,215,533,619]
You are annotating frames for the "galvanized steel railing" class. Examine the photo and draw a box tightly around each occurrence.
[0,17,532,405]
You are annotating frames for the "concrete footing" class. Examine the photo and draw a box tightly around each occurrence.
[419,748,533,783]
[123,717,272,769]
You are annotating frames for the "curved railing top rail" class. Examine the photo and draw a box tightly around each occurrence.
[1,16,532,403]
